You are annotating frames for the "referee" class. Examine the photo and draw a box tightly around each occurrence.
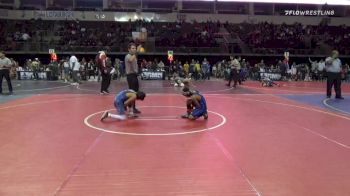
[325,50,344,99]
[0,51,13,95]
[125,43,141,113]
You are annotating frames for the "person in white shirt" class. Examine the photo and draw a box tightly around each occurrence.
[0,52,13,94]
[317,59,326,81]
[69,55,80,84]
[325,50,343,99]
[157,60,165,70]
[69,55,78,70]
[16,66,24,71]
[291,63,297,81]
[22,33,31,41]
[63,59,70,82]
[226,56,240,88]
[97,51,112,94]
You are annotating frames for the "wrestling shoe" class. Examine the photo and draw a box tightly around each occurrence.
[133,108,141,114]
[181,114,189,118]
[128,113,138,118]
[100,111,109,121]
[203,113,208,120]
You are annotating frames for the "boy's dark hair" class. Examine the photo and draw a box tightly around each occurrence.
[128,42,136,49]
[182,87,190,93]
[136,91,146,100]
[182,87,192,97]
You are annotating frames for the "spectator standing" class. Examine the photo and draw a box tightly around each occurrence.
[97,51,112,94]
[325,50,344,99]
[69,54,80,85]
[0,51,13,94]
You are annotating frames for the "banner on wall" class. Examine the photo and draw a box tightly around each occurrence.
[141,71,165,80]
[34,11,74,19]
[18,71,47,80]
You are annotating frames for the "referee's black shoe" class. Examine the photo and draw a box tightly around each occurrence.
[133,108,141,114]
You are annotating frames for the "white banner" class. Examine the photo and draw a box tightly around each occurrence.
[141,71,164,80]
[260,72,281,80]
[19,71,47,80]
[34,11,74,19]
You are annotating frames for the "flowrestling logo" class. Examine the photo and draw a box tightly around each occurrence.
[141,71,164,80]
[284,10,335,16]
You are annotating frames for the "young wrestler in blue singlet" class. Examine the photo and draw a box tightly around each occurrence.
[181,87,208,120]
[101,89,146,121]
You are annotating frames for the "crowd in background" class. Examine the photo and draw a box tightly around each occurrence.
[9,54,350,84]
[1,18,350,84]
[1,19,350,55]
[226,22,350,55]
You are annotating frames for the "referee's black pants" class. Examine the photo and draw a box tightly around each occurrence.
[101,73,111,93]
[326,72,342,98]
[126,73,139,92]
[227,69,239,87]
[126,73,140,111]
[0,69,13,94]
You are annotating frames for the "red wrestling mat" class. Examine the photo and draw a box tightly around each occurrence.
[0,93,350,196]
[85,105,225,136]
